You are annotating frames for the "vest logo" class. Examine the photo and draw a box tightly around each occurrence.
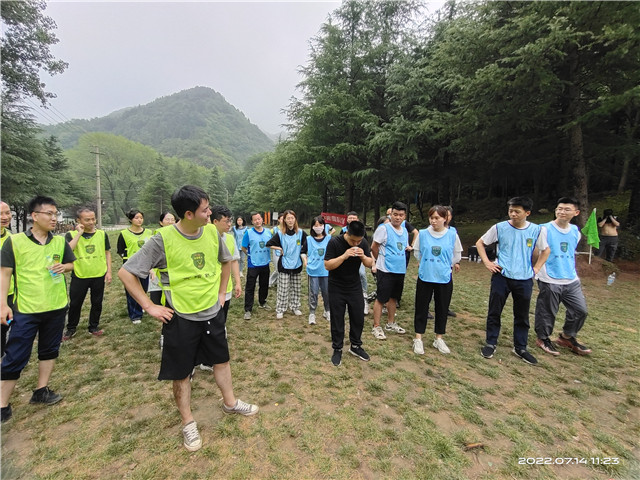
[397,242,403,251]
[297,239,301,246]
[192,252,205,270]
[560,242,568,253]
[431,246,442,256]
[317,248,325,256]
[526,238,533,248]
[52,254,61,263]
[259,241,265,248]
[137,240,146,248]
[85,245,95,254]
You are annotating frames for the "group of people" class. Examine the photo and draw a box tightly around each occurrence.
[0,190,596,452]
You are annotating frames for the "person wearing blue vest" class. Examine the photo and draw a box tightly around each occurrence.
[303,216,331,325]
[232,216,248,277]
[476,197,549,365]
[119,185,258,452]
[62,207,112,340]
[241,212,273,320]
[534,197,591,356]
[371,201,412,340]
[412,206,463,355]
[266,210,307,320]
[1,196,76,423]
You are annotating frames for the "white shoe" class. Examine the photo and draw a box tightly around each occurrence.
[276,312,284,320]
[364,299,369,315]
[293,309,303,316]
[385,322,406,334]
[308,314,316,325]
[372,325,387,340]
[244,311,251,320]
[413,338,425,355]
[182,421,202,452]
[323,311,330,321]
[199,364,213,371]
[433,338,451,354]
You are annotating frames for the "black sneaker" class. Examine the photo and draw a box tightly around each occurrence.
[447,310,457,317]
[512,348,538,365]
[1,404,12,423]
[348,345,370,362]
[331,349,342,367]
[536,338,560,356]
[62,330,76,342]
[481,344,496,358]
[557,335,592,355]
[427,312,434,319]
[29,386,63,405]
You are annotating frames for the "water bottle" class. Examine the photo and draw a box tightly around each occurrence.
[607,272,616,286]
[46,255,63,284]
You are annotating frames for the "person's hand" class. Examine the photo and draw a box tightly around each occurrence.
[1,303,13,326]
[218,292,227,309]
[105,271,112,284]
[483,260,502,274]
[49,263,66,275]
[76,223,85,235]
[453,263,460,273]
[146,304,174,323]
[234,283,242,299]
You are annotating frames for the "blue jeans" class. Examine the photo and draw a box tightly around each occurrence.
[125,276,149,321]
[485,274,533,350]
[1,307,66,380]
[308,276,329,314]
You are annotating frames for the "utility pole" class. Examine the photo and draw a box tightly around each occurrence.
[91,146,105,228]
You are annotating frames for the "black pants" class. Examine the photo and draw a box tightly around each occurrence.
[329,287,365,350]
[414,278,453,335]
[1,295,14,357]
[244,265,270,312]
[66,275,106,333]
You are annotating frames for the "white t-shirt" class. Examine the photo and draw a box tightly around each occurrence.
[535,223,579,285]
[372,223,406,273]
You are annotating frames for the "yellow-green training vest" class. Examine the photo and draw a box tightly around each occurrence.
[121,228,153,260]
[158,224,221,315]
[69,230,107,278]
[223,232,236,294]
[1,229,15,296]
[12,233,68,313]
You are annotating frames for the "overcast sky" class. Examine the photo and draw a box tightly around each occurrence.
[35,1,443,134]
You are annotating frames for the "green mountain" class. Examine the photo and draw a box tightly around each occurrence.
[42,86,274,170]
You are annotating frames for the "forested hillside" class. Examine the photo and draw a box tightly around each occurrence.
[42,86,274,170]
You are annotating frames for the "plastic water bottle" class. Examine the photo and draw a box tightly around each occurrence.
[46,255,63,284]
[607,272,616,286]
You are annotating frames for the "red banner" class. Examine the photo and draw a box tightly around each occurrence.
[321,212,347,227]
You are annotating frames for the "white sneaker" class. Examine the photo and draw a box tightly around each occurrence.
[413,338,425,355]
[433,338,451,354]
[372,325,387,340]
[364,299,369,315]
[308,313,316,325]
[276,312,284,320]
[293,309,303,316]
[182,421,202,452]
[244,311,251,320]
[323,311,330,321]
[385,322,406,334]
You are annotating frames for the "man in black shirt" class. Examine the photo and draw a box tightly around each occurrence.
[324,221,374,366]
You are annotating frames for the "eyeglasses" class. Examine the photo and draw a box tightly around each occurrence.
[555,208,575,213]
[34,211,58,217]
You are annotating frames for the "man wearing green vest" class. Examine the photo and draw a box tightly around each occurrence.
[211,205,242,317]
[62,207,112,340]
[1,196,76,423]
[1,201,14,357]
[118,185,258,452]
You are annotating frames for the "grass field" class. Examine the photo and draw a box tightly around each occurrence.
[1,231,638,480]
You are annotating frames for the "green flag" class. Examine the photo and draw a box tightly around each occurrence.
[581,208,600,249]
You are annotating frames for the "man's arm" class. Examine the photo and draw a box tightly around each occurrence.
[119,268,174,322]
[218,261,231,306]
[105,250,112,283]
[1,267,12,325]
[533,247,550,274]
[231,260,242,298]
[476,238,501,274]
[67,226,83,250]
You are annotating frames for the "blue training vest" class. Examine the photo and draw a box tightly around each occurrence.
[417,227,457,284]
[279,230,303,269]
[245,227,272,267]
[543,222,579,280]
[306,235,330,277]
[495,221,541,280]
[383,222,408,274]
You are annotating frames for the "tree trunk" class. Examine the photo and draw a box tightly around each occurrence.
[617,108,639,194]
[626,160,640,234]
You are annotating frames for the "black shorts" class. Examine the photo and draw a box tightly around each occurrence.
[375,270,405,304]
[158,309,229,381]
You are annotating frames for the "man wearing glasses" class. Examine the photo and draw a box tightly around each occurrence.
[1,196,76,423]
